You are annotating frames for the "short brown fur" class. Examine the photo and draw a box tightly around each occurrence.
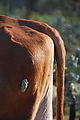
[0,15,65,120]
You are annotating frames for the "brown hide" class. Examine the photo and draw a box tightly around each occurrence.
[0,15,65,120]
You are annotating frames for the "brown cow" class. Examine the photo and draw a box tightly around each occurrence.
[0,15,65,120]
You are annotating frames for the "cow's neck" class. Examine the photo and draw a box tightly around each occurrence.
[35,77,53,120]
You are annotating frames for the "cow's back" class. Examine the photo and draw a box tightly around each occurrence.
[0,15,54,120]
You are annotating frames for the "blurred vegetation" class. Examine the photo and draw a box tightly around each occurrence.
[0,0,80,119]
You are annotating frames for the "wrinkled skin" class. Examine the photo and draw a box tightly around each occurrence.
[0,15,65,120]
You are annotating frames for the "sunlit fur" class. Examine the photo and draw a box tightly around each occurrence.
[0,15,65,120]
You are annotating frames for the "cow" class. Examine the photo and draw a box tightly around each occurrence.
[0,15,66,120]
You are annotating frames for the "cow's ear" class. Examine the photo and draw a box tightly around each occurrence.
[21,78,28,92]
